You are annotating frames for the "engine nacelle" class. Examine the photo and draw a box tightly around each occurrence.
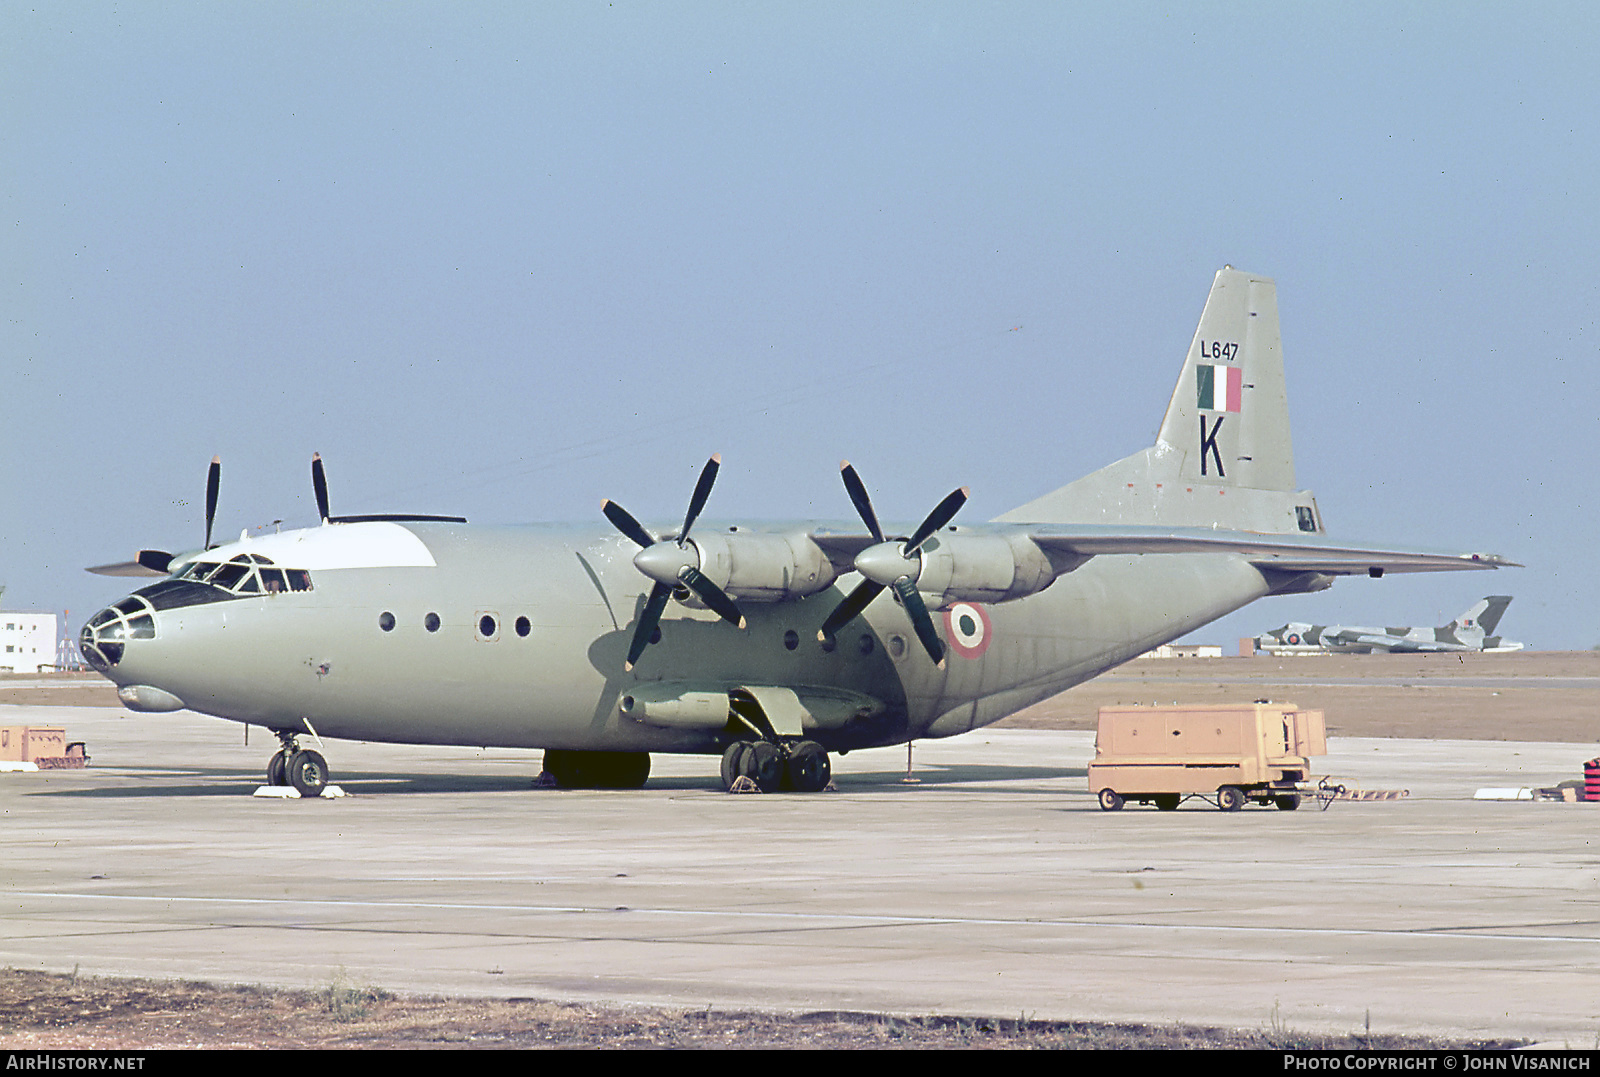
[912,532,1080,606]
[685,531,840,603]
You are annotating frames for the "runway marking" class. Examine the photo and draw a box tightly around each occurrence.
[14,891,1600,946]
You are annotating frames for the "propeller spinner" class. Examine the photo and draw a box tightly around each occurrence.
[602,454,746,671]
[818,462,968,667]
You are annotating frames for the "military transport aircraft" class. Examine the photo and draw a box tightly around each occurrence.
[81,268,1515,796]
[1255,596,1523,654]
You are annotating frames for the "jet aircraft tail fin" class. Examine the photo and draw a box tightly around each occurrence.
[1450,596,1513,635]
[999,267,1322,535]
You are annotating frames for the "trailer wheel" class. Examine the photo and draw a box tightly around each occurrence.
[1097,788,1124,812]
[1217,786,1246,812]
[1274,794,1301,811]
[1153,794,1180,811]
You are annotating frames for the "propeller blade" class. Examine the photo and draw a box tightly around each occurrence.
[138,549,175,574]
[204,456,221,549]
[88,558,169,578]
[893,576,946,668]
[818,578,885,640]
[678,565,746,629]
[839,461,884,543]
[624,582,673,671]
[904,486,970,554]
[679,453,720,543]
[312,453,330,522]
[602,500,656,549]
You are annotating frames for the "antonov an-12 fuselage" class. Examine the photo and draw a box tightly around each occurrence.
[82,269,1513,795]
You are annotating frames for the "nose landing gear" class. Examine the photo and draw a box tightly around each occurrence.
[720,739,832,793]
[265,730,331,798]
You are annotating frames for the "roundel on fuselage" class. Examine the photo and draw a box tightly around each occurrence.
[944,602,992,659]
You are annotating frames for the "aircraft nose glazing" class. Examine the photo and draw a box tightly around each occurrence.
[80,595,158,672]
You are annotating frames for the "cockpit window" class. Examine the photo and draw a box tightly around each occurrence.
[150,553,313,605]
[208,563,251,589]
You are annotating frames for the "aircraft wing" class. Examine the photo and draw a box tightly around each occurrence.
[1023,525,1517,576]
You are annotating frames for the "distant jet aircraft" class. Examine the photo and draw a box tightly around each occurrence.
[1256,596,1523,654]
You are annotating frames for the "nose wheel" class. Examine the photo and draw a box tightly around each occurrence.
[720,739,832,793]
[265,732,330,798]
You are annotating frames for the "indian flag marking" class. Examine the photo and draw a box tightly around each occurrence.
[1196,364,1242,412]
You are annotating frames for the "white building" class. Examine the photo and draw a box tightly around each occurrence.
[1,613,59,673]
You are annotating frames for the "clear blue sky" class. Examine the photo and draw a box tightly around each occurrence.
[5,3,1596,649]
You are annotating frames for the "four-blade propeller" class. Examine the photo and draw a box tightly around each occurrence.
[602,454,746,671]
[818,462,968,667]
[89,456,222,577]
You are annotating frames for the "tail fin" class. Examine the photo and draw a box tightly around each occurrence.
[999,267,1322,534]
[1451,596,1512,635]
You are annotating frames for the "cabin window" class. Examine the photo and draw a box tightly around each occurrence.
[515,616,531,638]
[425,613,441,632]
[379,612,395,632]
[783,629,799,651]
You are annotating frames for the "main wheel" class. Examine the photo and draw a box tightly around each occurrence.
[600,752,650,789]
[1153,793,1180,811]
[287,749,328,798]
[266,749,289,787]
[544,750,650,788]
[1274,793,1301,811]
[1217,785,1246,812]
[720,742,749,791]
[784,741,831,793]
[1097,788,1124,812]
[542,748,578,787]
[739,741,783,793]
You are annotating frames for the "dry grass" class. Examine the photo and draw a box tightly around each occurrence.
[0,969,1525,1050]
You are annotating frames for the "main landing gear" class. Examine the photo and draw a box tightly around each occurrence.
[541,749,652,789]
[719,739,831,793]
[265,730,330,797]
